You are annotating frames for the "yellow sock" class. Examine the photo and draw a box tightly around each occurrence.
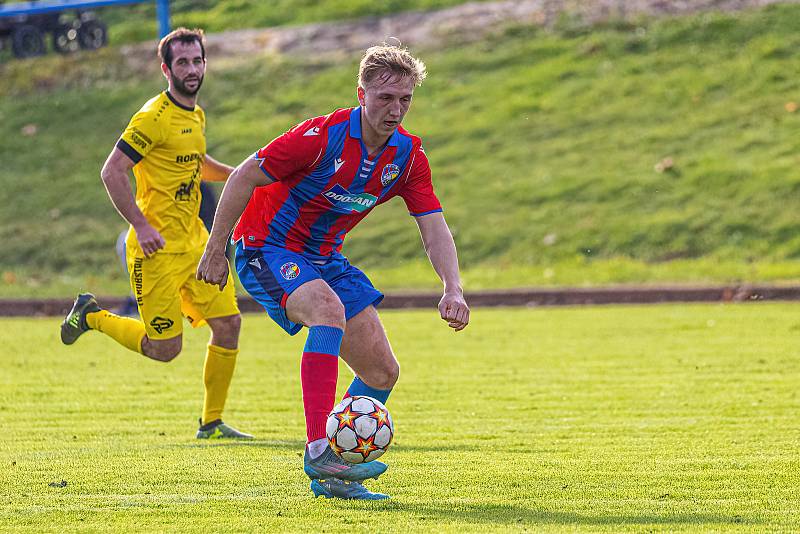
[86,310,145,354]
[202,344,239,425]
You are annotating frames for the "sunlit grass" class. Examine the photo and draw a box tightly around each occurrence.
[2,304,798,531]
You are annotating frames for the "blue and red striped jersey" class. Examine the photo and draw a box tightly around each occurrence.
[233,107,442,260]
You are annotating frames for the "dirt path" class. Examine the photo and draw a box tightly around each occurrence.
[3,285,798,317]
[116,0,800,67]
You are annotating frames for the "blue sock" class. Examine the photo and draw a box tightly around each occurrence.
[346,376,391,404]
[304,325,343,356]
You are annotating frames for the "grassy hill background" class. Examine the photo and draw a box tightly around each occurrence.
[2,3,800,296]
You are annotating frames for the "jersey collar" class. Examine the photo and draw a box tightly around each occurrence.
[349,107,400,147]
[165,91,196,112]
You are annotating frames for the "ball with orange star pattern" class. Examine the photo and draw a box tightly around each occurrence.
[326,395,394,463]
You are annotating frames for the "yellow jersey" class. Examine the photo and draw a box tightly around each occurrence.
[117,91,208,254]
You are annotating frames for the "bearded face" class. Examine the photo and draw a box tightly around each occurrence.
[170,68,204,96]
[163,40,206,98]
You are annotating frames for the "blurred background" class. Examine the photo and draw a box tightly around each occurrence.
[1,0,799,299]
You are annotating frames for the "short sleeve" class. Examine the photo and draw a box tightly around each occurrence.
[254,118,325,181]
[117,108,165,164]
[399,146,442,216]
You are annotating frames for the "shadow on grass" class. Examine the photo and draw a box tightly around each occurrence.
[174,439,306,450]
[390,443,479,453]
[329,501,754,528]
[176,441,478,453]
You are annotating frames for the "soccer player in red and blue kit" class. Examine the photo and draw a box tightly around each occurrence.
[196,44,470,500]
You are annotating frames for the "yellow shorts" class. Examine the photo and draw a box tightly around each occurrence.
[127,243,239,340]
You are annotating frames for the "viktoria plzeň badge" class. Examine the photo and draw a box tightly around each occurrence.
[380,164,400,186]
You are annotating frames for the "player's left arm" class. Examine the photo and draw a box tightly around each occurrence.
[202,154,234,182]
[415,212,470,332]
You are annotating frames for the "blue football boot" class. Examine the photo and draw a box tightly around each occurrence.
[310,478,390,500]
[304,445,387,482]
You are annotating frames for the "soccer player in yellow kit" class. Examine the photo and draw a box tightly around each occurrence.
[61,28,251,439]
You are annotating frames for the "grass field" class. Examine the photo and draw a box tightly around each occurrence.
[1,304,798,532]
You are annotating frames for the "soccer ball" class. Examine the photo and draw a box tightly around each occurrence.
[326,395,394,464]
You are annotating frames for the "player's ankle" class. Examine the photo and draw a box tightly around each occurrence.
[307,438,328,459]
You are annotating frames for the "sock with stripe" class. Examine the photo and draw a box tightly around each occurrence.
[86,310,145,353]
[301,325,343,455]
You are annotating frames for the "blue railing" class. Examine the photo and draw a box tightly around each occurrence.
[0,0,171,38]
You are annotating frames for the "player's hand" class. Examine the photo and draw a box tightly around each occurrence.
[439,290,469,332]
[196,248,229,291]
[134,222,166,257]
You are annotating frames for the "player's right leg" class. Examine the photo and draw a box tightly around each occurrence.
[61,293,146,353]
[61,293,102,345]
[62,249,185,362]
[285,280,388,483]
[126,249,184,361]
[61,292,181,361]
[235,245,386,484]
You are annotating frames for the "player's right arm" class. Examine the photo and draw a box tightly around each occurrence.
[100,148,165,257]
[196,157,274,289]
[197,117,324,289]
[106,98,168,257]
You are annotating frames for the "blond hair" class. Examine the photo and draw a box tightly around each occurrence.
[358,43,427,88]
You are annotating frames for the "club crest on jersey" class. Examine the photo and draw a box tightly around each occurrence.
[380,164,400,186]
[280,262,300,280]
[323,184,377,214]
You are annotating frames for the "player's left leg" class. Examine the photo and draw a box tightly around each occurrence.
[196,313,252,439]
[181,249,251,439]
[310,478,390,500]
[339,306,399,404]
[320,259,397,404]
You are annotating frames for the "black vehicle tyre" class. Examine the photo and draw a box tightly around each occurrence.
[53,23,80,54]
[77,19,107,50]
[12,25,46,58]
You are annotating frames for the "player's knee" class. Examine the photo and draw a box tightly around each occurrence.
[212,313,241,337]
[153,346,181,362]
[143,337,182,362]
[383,359,400,389]
[228,313,242,334]
[367,359,400,390]
[312,294,346,329]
